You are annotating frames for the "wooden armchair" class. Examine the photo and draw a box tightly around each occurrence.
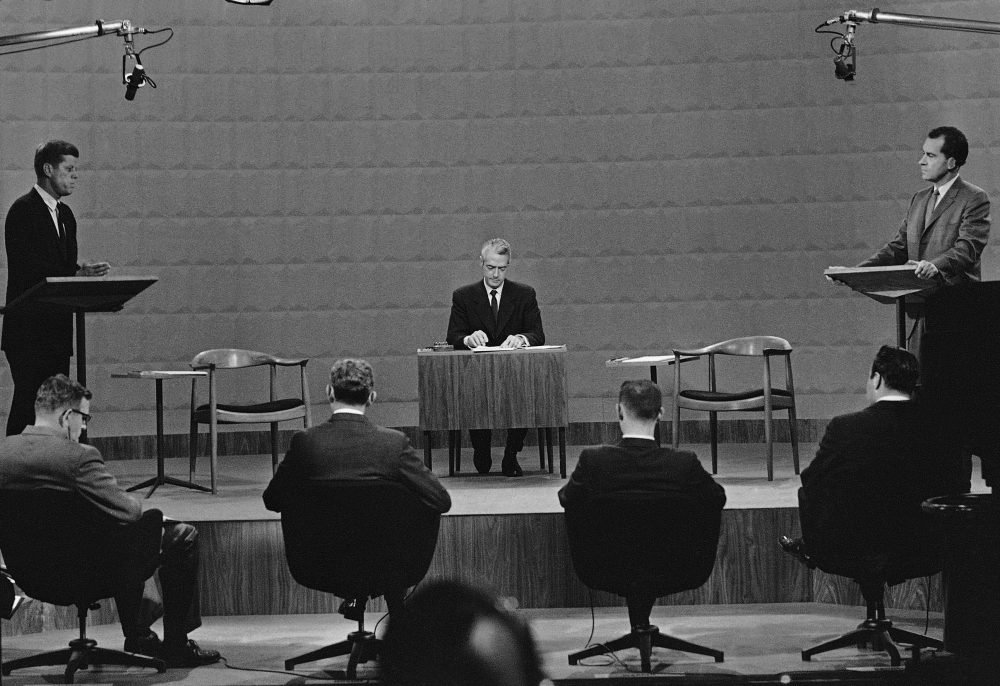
[672,335,799,481]
[189,348,311,494]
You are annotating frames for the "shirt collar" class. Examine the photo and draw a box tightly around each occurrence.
[875,394,911,403]
[621,433,657,441]
[33,183,59,212]
[483,280,504,296]
[934,174,959,197]
[333,407,365,415]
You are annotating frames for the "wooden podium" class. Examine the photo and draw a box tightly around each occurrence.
[824,266,939,349]
[417,346,569,477]
[1,276,158,387]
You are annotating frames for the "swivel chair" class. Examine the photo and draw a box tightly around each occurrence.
[279,479,442,678]
[798,488,945,666]
[563,491,725,672]
[0,489,166,683]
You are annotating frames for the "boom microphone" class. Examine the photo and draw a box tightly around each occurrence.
[124,63,145,100]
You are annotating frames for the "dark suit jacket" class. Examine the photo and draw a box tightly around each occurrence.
[446,279,544,349]
[2,188,80,355]
[800,400,959,542]
[858,177,990,285]
[0,426,142,523]
[263,412,452,514]
[558,438,726,509]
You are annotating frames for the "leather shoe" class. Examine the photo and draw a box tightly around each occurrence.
[160,639,221,668]
[501,457,524,477]
[779,535,816,569]
[124,630,162,657]
[473,450,492,474]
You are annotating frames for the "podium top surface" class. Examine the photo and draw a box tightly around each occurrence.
[824,265,938,302]
[417,344,566,357]
[1,276,158,313]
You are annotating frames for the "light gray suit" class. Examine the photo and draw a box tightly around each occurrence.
[859,176,991,285]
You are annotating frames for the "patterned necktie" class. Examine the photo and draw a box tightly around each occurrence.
[924,188,938,228]
[490,289,498,323]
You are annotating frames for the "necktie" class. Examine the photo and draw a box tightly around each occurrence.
[490,289,498,323]
[924,188,938,227]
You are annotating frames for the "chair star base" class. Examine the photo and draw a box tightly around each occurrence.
[284,628,379,679]
[2,634,166,684]
[802,613,943,666]
[568,623,724,673]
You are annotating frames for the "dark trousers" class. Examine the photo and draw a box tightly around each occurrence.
[5,349,70,436]
[469,428,528,456]
[115,521,202,645]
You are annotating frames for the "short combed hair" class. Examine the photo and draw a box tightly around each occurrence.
[618,379,662,420]
[381,579,545,686]
[34,374,91,414]
[329,358,374,405]
[480,238,511,261]
[928,126,969,168]
[870,345,919,395]
[34,140,79,179]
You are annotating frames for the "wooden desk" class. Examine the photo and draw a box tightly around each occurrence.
[112,370,210,497]
[418,346,569,477]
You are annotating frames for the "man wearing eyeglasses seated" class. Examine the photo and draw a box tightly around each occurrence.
[445,238,546,477]
[0,375,221,668]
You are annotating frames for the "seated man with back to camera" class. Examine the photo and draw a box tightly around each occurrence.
[263,358,451,619]
[559,378,725,510]
[0,375,220,667]
[780,345,964,567]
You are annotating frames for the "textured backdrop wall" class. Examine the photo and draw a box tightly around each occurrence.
[1,0,998,438]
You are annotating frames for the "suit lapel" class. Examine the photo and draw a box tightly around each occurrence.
[495,283,514,335]
[907,188,934,258]
[473,285,497,338]
[923,179,961,236]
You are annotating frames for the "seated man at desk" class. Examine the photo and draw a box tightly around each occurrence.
[780,346,964,567]
[0,375,220,667]
[445,238,545,477]
[559,379,725,507]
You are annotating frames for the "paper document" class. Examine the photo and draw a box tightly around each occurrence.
[471,344,565,352]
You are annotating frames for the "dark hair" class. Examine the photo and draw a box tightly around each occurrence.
[381,580,545,686]
[618,379,662,420]
[927,126,968,168]
[870,345,919,395]
[328,358,374,405]
[34,374,91,414]
[34,140,79,179]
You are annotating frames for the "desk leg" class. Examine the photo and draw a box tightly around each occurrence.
[423,431,433,470]
[545,428,554,474]
[558,427,567,478]
[650,364,661,445]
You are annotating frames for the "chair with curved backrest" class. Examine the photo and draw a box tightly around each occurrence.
[798,486,944,666]
[563,492,725,673]
[0,489,166,683]
[189,348,312,494]
[673,335,799,481]
[279,479,442,679]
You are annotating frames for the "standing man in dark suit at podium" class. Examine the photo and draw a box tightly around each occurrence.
[446,238,545,477]
[2,140,110,436]
[854,127,990,353]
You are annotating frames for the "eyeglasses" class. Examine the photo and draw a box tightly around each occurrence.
[69,409,91,423]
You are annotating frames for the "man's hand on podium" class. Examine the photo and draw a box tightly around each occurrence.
[825,266,848,285]
[77,261,110,277]
[500,334,526,349]
[464,330,488,348]
[908,259,940,280]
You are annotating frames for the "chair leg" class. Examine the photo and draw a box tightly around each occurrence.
[270,422,279,475]
[709,412,718,475]
[649,629,724,663]
[188,417,198,482]
[764,405,774,481]
[673,404,681,450]
[284,638,353,671]
[209,416,218,495]
[538,428,545,469]
[788,405,800,475]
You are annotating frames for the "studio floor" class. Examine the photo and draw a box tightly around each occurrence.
[0,603,949,685]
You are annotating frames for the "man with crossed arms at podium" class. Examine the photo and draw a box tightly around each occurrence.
[2,140,110,436]
[446,238,545,477]
[851,127,991,352]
